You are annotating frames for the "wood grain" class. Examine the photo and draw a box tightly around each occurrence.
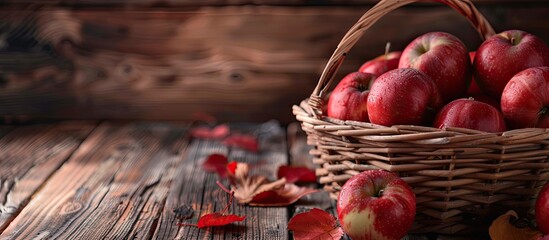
[0,122,96,233]
[0,122,190,239]
[2,5,549,122]
[153,121,289,239]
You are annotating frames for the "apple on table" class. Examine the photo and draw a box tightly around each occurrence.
[399,32,471,102]
[537,181,549,236]
[337,170,416,240]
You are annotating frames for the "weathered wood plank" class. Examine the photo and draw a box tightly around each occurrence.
[153,121,290,239]
[1,6,549,122]
[0,122,190,239]
[0,121,96,233]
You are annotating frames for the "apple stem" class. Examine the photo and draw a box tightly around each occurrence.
[510,37,516,45]
[377,189,384,197]
[384,42,391,60]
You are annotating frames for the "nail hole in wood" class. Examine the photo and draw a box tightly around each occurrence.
[229,72,243,82]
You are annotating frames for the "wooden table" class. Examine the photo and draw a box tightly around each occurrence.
[0,121,440,239]
[0,121,324,239]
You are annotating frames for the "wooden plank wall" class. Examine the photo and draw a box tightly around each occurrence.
[1,1,549,122]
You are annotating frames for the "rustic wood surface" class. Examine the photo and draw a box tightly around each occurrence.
[0,121,350,240]
[0,121,497,239]
[0,122,95,233]
[1,4,549,122]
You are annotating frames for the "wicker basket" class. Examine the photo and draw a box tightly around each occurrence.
[293,0,549,234]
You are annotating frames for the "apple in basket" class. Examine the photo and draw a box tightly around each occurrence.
[474,30,549,99]
[359,51,402,77]
[367,68,443,126]
[434,98,506,132]
[537,181,549,235]
[327,72,376,122]
[337,170,416,240]
[501,66,549,128]
[399,32,472,102]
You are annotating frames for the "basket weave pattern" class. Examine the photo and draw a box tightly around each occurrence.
[293,0,549,234]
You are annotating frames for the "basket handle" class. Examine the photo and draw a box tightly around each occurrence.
[308,0,496,117]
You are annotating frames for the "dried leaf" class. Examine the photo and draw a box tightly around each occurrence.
[202,154,228,178]
[173,204,194,220]
[228,162,286,204]
[250,183,319,207]
[288,208,344,240]
[222,134,259,152]
[489,210,542,240]
[277,165,317,183]
[191,124,230,139]
[196,212,246,228]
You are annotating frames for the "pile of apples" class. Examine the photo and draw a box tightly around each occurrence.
[326,30,549,132]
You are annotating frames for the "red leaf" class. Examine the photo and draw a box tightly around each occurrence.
[227,161,238,176]
[288,208,344,240]
[191,124,230,139]
[277,165,317,183]
[196,212,246,228]
[250,183,318,207]
[202,154,228,177]
[222,134,259,152]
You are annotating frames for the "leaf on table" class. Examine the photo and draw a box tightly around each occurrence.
[288,208,344,240]
[178,185,246,229]
[227,162,286,204]
[173,204,194,220]
[190,124,230,139]
[227,161,238,176]
[489,210,543,240]
[196,212,246,228]
[202,153,229,178]
[250,183,319,207]
[277,165,317,183]
[222,133,259,152]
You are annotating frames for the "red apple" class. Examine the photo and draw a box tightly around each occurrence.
[399,32,471,102]
[337,170,416,240]
[536,181,549,235]
[327,72,376,122]
[501,67,549,128]
[367,68,443,126]
[434,98,506,132]
[468,94,501,111]
[474,30,549,99]
[359,51,402,77]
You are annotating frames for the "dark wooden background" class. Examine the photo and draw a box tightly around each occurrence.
[1,0,549,123]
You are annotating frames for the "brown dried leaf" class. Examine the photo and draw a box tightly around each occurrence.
[228,162,286,204]
[250,183,319,207]
[489,210,542,240]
